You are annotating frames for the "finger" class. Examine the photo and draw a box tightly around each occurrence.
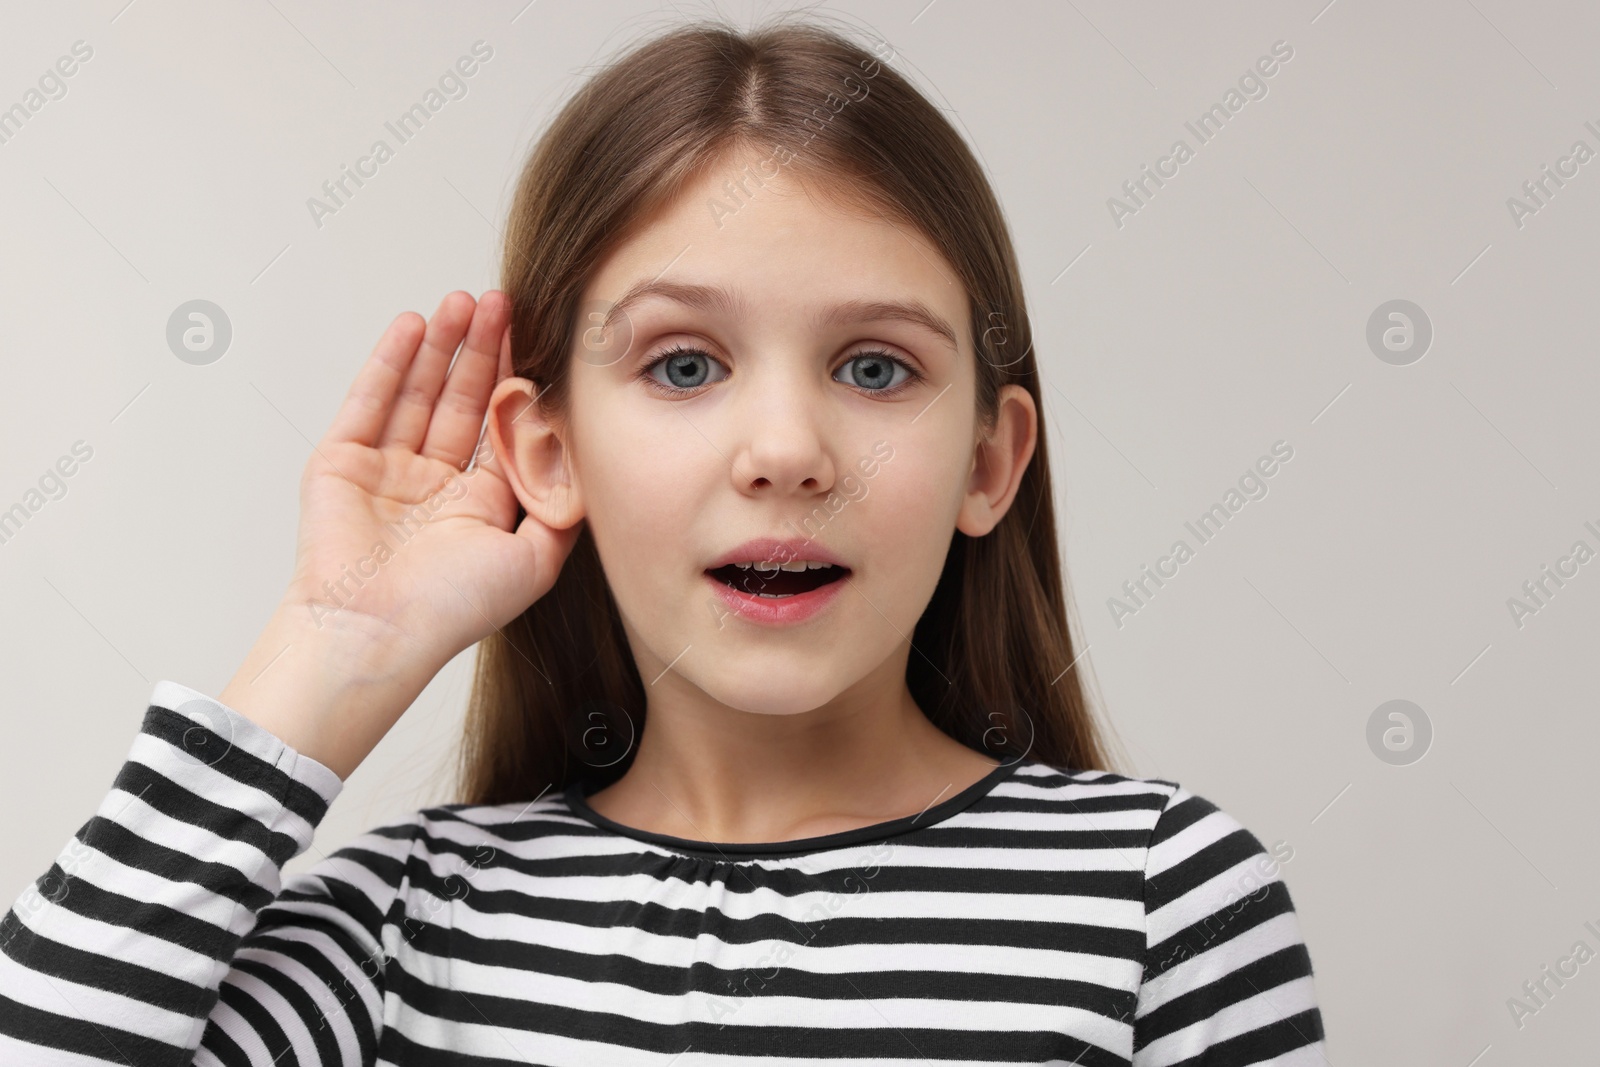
[323,312,427,448]
[468,324,515,478]
[517,507,584,590]
[420,290,508,469]
[376,291,476,453]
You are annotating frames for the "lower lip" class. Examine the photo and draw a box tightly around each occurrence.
[703,569,849,625]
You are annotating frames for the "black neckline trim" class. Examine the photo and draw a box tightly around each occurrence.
[562,756,1032,861]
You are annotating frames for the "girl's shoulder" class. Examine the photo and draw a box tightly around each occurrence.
[996,758,1296,882]
[997,756,1185,821]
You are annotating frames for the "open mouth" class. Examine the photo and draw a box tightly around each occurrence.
[705,562,851,598]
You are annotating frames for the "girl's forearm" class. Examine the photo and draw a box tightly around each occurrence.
[0,681,354,1065]
[218,599,443,780]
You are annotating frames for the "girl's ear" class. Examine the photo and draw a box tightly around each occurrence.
[487,375,584,529]
[956,383,1037,538]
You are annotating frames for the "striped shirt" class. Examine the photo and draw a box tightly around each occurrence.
[0,679,1327,1065]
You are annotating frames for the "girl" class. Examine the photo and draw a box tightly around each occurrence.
[0,14,1327,1065]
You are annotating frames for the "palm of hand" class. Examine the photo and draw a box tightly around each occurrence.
[281,291,578,666]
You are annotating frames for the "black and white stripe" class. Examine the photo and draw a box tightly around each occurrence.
[0,680,1327,1065]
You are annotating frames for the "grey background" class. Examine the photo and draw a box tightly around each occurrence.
[3,0,1596,1061]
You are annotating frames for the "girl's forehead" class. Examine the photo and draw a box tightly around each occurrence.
[582,276,964,359]
[589,183,961,322]
[616,155,929,253]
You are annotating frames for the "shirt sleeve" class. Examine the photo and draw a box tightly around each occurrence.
[1131,782,1328,1066]
[0,680,423,1066]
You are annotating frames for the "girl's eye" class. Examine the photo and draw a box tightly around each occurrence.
[833,349,920,395]
[633,344,923,397]
[637,345,730,394]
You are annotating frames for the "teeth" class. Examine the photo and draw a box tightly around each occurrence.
[731,560,836,571]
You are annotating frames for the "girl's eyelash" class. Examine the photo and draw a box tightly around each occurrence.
[634,344,925,397]
[630,344,717,396]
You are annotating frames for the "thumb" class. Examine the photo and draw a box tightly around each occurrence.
[515,510,584,591]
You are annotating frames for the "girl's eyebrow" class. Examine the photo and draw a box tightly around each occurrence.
[599,279,959,353]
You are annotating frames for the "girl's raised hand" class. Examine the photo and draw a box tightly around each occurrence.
[286,289,579,663]
[220,291,578,778]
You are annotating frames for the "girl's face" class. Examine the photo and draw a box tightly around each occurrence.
[555,149,1029,718]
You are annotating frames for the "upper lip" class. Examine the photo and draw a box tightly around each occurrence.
[706,537,849,571]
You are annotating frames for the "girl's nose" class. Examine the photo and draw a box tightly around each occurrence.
[728,376,836,498]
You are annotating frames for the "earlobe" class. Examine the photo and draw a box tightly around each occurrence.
[488,377,585,529]
[956,383,1037,538]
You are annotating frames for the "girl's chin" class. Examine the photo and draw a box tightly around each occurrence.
[685,672,849,718]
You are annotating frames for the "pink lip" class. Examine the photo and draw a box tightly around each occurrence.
[703,536,851,626]
[704,569,848,625]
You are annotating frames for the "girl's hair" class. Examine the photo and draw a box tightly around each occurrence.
[456,12,1118,805]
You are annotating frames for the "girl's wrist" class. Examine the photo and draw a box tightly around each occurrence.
[216,600,444,779]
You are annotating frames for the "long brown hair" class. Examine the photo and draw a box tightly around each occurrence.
[456,12,1121,806]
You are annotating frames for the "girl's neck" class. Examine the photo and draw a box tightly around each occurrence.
[583,689,999,845]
